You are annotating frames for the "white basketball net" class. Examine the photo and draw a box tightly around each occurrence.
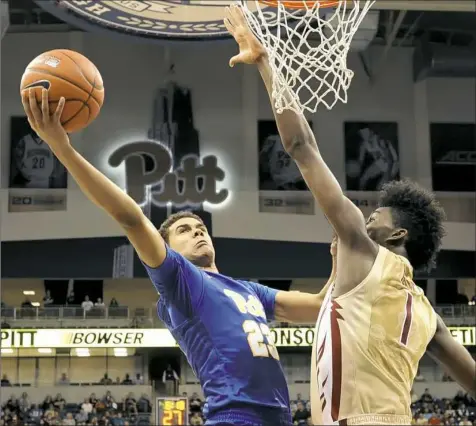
[239,1,375,113]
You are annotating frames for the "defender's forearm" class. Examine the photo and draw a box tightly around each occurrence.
[53,143,144,228]
[257,57,316,159]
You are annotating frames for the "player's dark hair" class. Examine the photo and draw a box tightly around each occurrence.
[159,211,204,243]
[378,180,446,272]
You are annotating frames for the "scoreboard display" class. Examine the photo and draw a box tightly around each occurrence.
[156,397,189,425]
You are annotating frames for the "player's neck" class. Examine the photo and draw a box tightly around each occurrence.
[386,244,408,261]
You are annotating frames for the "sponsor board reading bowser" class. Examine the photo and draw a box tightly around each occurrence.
[1,327,475,349]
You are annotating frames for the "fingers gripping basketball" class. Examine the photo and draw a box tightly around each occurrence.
[20,49,104,133]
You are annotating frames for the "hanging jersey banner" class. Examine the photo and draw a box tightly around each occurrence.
[258,120,314,215]
[8,117,67,212]
[344,121,400,191]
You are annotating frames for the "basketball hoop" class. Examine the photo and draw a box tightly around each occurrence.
[239,0,375,113]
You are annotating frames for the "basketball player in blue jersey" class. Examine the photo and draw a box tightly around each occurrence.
[22,88,333,425]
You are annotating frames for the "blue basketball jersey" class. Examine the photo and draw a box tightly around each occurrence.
[143,247,290,422]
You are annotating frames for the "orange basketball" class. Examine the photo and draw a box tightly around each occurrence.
[20,49,104,133]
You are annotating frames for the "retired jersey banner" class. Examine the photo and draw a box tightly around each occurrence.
[430,123,476,192]
[258,120,314,215]
[8,116,67,212]
[1,326,474,348]
[345,122,400,191]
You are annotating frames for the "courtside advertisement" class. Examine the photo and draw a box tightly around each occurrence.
[1,327,474,349]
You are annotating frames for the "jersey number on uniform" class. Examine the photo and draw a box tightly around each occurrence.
[225,289,279,360]
[243,320,279,360]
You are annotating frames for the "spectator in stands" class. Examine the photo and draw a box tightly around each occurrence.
[66,291,76,305]
[442,372,453,382]
[422,388,433,403]
[457,403,470,418]
[5,395,18,414]
[104,391,117,412]
[18,392,30,416]
[189,393,202,414]
[110,412,125,426]
[41,396,53,411]
[100,374,113,385]
[110,298,119,307]
[95,298,105,309]
[137,394,151,413]
[460,416,472,426]
[134,373,144,385]
[162,364,179,396]
[81,295,94,311]
[122,374,133,385]
[75,408,88,425]
[123,394,137,416]
[90,394,99,406]
[114,377,121,385]
[190,412,204,426]
[58,373,70,385]
[63,412,75,426]
[81,398,93,415]
[53,393,66,411]
[292,401,310,425]
[43,290,54,307]
[21,298,33,307]
[44,403,58,423]
[27,404,43,424]
[428,408,443,425]
[414,413,427,425]
[1,375,11,386]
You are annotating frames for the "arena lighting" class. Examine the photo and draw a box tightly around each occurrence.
[113,348,128,357]
[31,302,40,307]
[75,348,90,357]
[23,290,35,295]
[0,349,13,354]
[37,348,52,354]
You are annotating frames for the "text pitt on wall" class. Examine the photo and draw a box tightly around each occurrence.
[108,140,229,208]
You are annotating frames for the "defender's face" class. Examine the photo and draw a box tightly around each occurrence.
[366,207,396,244]
[167,217,215,267]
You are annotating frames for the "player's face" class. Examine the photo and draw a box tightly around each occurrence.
[366,207,407,246]
[168,217,215,268]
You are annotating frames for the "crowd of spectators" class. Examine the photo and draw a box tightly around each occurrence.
[0,391,151,426]
[0,373,143,388]
[411,389,475,425]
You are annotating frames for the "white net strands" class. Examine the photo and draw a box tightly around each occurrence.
[240,1,375,113]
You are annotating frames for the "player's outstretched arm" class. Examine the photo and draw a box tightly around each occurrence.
[225,5,373,251]
[21,89,166,268]
[427,315,476,398]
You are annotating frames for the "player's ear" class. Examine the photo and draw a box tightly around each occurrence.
[386,228,407,245]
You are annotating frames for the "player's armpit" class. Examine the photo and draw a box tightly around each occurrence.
[426,315,476,398]
[274,291,323,323]
[124,217,167,269]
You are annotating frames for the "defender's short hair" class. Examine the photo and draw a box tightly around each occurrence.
[378,180,446,272]
[159,211,204,243]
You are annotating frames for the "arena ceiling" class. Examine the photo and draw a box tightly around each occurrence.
[4,0,476,46]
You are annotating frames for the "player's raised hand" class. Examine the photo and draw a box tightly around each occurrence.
[224,4,266,67]
[21,88,69,151]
